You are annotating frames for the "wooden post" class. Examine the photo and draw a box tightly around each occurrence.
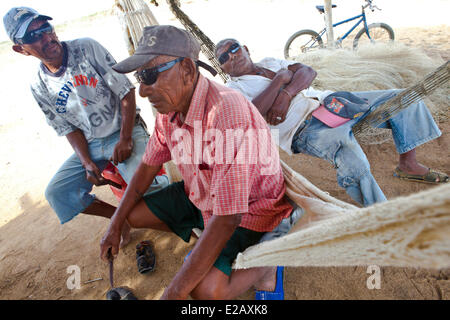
[113,0,181,183]
[324,0,335,48]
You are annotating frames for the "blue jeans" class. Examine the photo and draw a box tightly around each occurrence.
[259,199,305,243]
[291,89,441,207]
[45,124,169,224]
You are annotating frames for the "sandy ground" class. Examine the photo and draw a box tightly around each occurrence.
[0,0,449,300]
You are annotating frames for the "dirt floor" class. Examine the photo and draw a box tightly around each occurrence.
[0,3,449,300]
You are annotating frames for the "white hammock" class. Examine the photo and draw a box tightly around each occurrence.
[234,161,450,270]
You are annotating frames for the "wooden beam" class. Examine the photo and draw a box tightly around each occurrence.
[324,0,335,48]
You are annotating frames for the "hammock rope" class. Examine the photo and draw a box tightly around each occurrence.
[165,0,229,83]
[353,60,450,135]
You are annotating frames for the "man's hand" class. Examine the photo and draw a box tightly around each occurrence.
[84,161,107,186]
[99,162,162,264]
[266,90,291,125]
[251,68,293,117]
[111,137,134,165]
[100,221,122,262]
[273,69,293,85]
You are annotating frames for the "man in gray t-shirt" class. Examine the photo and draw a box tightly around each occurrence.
[4,7,168,246]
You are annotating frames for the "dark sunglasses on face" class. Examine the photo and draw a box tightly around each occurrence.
[134,57,184,85]
[16,22,54,45]
[218,42,241,65]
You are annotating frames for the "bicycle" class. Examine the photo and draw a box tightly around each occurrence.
[284,0,395,59]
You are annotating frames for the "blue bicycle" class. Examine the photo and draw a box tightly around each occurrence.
[284,0,394,59]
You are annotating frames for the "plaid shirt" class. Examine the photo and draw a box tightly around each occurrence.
[143,75,292,232]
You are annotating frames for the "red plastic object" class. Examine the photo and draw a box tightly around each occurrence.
[102,162,127,201]
[102,162,167,201]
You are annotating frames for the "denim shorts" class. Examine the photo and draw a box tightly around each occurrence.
[45,123,169,224]
[142,181,265,276]
[258,199,304,243]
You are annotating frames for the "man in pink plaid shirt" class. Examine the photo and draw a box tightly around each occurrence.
[100,26,300,300]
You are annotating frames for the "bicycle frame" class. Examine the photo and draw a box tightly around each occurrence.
[283,0,391,57]
[317,8,370,44]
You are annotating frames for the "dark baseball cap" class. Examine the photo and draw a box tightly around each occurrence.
[3,7,52,43]
[113,25,217,76]
[312,91,370,127]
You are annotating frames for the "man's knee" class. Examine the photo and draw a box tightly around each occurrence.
[126,200,171,231]
[126,208,146,229]
[337,174,359,189]
[190,267,232,300]
[45,181,58,203]
[191,278,229,300]
[337,164,372,186]
[335,145,371,179]
[336,153,373,191]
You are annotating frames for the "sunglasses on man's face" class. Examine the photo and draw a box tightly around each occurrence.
[16,22,54,45]
[218,42,241,65]
[134,57,184,86]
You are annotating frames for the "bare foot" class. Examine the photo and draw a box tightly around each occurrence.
[253,266,277,292]
[119,221,131,248]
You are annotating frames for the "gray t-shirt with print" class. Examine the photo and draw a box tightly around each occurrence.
[30,38,135,142]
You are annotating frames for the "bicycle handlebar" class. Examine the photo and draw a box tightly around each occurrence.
[364,0,382,11]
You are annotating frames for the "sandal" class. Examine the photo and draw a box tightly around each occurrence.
[255,266,285,300]
[106,287,138,300]
[394,167,449,184]
[136,240,156,274]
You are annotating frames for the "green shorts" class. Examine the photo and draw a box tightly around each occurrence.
[143,181,264,276]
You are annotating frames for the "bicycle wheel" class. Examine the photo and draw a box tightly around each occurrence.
[353,23,395,49]
[284,29,324,59]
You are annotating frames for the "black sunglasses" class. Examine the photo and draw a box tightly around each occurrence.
[134,57,184,85]
[16,22,54,45]
[218,42,241,65]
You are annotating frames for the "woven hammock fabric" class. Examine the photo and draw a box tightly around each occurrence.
[353,60,450,136]
[233,162,450,270]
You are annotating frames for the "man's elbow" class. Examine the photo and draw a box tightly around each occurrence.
[216,213,242,229]
[304,65,317,80]
[121,89,136,105]
[232,213,242,227]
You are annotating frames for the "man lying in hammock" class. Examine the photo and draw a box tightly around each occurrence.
[100,26,302,300]
[215,38,448,207]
